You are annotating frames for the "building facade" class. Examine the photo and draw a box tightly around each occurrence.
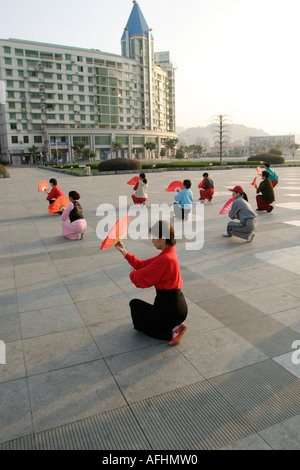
[0,1,177,165]
[249,135,295,153]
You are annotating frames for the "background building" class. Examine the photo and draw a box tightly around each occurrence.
[249,135,295,154]
[0,1,177,165]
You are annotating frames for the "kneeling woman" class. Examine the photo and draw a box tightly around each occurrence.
[132,173,148,205]
[60,191,87,240]
[222,185,256,243]
[116,220,187,346]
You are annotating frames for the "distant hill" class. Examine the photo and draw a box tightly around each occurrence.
[177,124,269,145]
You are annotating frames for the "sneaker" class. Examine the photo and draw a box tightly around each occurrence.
[256,208,263,211]
[169,323,187,346]
[267,205,273,213]
[222,232,230,237]
[247,232,255,243]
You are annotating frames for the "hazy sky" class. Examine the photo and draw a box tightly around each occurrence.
[2,0,300,135]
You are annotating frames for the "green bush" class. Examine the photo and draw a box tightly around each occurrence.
[0,164,10,178]
[247,153,285,164]
[98,158,142,171]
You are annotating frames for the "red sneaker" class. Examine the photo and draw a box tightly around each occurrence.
[169,323,187,346]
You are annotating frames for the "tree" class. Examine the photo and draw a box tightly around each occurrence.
[290,143,300,158]
[164,138,178,158]
[144,141,157,158]
[71,142,86,161]
[269,147,282,155]
[83,148,97,162]
[160,148,166,159]
[175,147,185,159]
[53,150,63,164]
[210,114,231,164]
[29,145,39,164]
[113,140,123,158]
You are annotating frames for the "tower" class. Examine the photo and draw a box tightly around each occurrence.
[121,1,154,130]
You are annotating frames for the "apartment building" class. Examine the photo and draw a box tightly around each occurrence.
[0,1,177,164]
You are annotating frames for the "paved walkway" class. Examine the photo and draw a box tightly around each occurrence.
[1,166,300,450]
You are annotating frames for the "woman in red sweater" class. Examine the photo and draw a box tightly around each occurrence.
[116,220,187,346]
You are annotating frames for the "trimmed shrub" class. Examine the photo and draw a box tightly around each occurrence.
[97,158,142,171]
[0,164,10,178]
[247,153,285,164]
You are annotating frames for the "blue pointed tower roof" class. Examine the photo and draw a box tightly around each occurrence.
[122,1,150,39]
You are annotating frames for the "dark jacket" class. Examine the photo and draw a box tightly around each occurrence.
[257,179,275,201]
[69,201,84,222]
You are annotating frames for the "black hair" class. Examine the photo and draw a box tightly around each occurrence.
[49,178,57,185]
[69,190,80,200]
[149,220,176,247]
[242,192,249,202]
[264,162,270,168]
[183,179,192,189]
[262,170,270,178]
[140,172,147,184]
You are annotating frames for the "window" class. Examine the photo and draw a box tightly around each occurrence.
[58,94,63,100]
[34,136,42,143]
[25,50,39,57]
[6,80,14,88]
[10,123,17,129]
[4,46,11,53]
[65,54,71,60]
[6,69,13,77]
[17,59,23,66]
[24,136,29,143]
[11,136,18,143]
[95,136,111,145]
[5,58,12,65]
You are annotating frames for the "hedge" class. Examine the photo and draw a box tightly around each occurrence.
[247,153,285,164]
[98,158,142,171]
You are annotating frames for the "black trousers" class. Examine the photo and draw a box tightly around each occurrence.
[129,289,188,340]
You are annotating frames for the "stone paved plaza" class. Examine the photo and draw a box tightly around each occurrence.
[1,165,300,450]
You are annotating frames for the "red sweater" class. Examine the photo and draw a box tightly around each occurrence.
[47,185,64,201]
[125,246,183,290]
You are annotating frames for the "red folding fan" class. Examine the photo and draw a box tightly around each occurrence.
[251,176,257,187]
[38,180,49,192]
[48,195,69,214]
[220,197,234,214]
[100,214,130,250]
[165,181,184,192]
[256,166,262,175]
[127,176,140,185]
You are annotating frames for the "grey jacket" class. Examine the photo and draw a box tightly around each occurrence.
[228,196,256,223]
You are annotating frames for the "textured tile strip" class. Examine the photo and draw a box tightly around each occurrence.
[130,381,257,450]
[209,359,300,431]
